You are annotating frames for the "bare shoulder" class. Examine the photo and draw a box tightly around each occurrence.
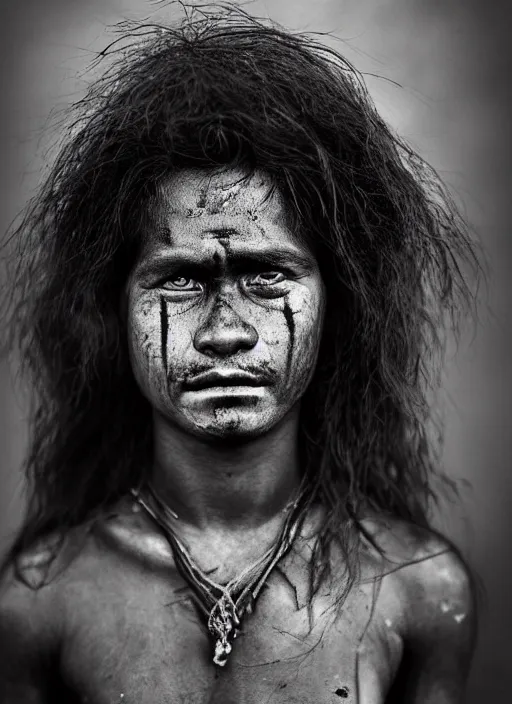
[0,536,69,698]
[0,534,66,638]
[359,514,477,645]
[0,527,94,640]
[0,509,150,645]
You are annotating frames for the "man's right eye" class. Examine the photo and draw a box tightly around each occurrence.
[161,276,202,292]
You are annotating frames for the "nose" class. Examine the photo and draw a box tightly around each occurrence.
[194,297,258,358]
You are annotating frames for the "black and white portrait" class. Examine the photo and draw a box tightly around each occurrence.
[0,2,510,702]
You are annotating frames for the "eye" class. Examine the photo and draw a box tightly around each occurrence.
[245,271,286,287]
[243,271,289,299]
[161,276,202,292]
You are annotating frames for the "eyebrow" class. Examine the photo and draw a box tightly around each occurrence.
[139,247,314,276]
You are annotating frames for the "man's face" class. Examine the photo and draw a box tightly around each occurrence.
[126,169,325,440]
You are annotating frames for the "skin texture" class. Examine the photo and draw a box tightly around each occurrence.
[126,168,324,441]
[0,170,476,703]
[0,509,476,704]
[124,168,325,547]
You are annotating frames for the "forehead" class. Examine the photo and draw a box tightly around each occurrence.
[158,169,283,217]
[142,168,305,254]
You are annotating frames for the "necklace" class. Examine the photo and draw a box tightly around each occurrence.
[130,483,309,667]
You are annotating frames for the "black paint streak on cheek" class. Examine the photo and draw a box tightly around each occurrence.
[283,301,295,376]
[160,296,168,376]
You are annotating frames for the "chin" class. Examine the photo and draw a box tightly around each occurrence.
[184,405,281,441]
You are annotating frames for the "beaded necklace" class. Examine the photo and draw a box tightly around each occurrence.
[131,483,308,666]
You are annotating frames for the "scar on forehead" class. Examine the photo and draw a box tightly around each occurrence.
[208,230,234,255]
[195,183,239,213]
[192,173,275,214]
[208,228,238,239]
[181,208,260,219]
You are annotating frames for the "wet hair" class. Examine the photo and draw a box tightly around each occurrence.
[2,4,481,595]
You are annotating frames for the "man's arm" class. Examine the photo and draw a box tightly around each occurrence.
[390,546,477,703]
[0,555,61,703]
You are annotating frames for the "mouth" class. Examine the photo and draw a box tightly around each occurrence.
[183,370,272,391]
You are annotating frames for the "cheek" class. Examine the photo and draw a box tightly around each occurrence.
[287,284,324,347]
[255,288,324,379]
[128,294,199,388]
[127,300,160,384]
[127,295,172,392]
[289,299,324,379]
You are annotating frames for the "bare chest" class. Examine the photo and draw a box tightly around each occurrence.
[59,559,402,704]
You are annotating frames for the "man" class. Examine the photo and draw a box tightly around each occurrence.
[0,5,480,702]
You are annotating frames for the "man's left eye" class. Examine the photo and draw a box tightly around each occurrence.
[245,272,286,286]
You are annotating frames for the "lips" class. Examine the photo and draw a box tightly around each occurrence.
[183,369,273,391]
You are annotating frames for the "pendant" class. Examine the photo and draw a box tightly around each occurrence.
[213,638,232,667]
[208,593,240,667]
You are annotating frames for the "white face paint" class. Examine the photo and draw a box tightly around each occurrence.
[126,168,325,440]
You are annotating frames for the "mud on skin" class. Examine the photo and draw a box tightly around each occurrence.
[126,168,325,441]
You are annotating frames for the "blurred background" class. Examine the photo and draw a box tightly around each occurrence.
[0,0,510,700]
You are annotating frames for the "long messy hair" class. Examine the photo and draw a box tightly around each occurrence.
[3,3,480,592]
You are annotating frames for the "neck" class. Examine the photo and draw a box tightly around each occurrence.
[149,408,302,531]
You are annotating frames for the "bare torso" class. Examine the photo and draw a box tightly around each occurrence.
[1,500,473,704]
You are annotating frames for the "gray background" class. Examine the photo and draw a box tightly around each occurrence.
[0,1,510,700]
